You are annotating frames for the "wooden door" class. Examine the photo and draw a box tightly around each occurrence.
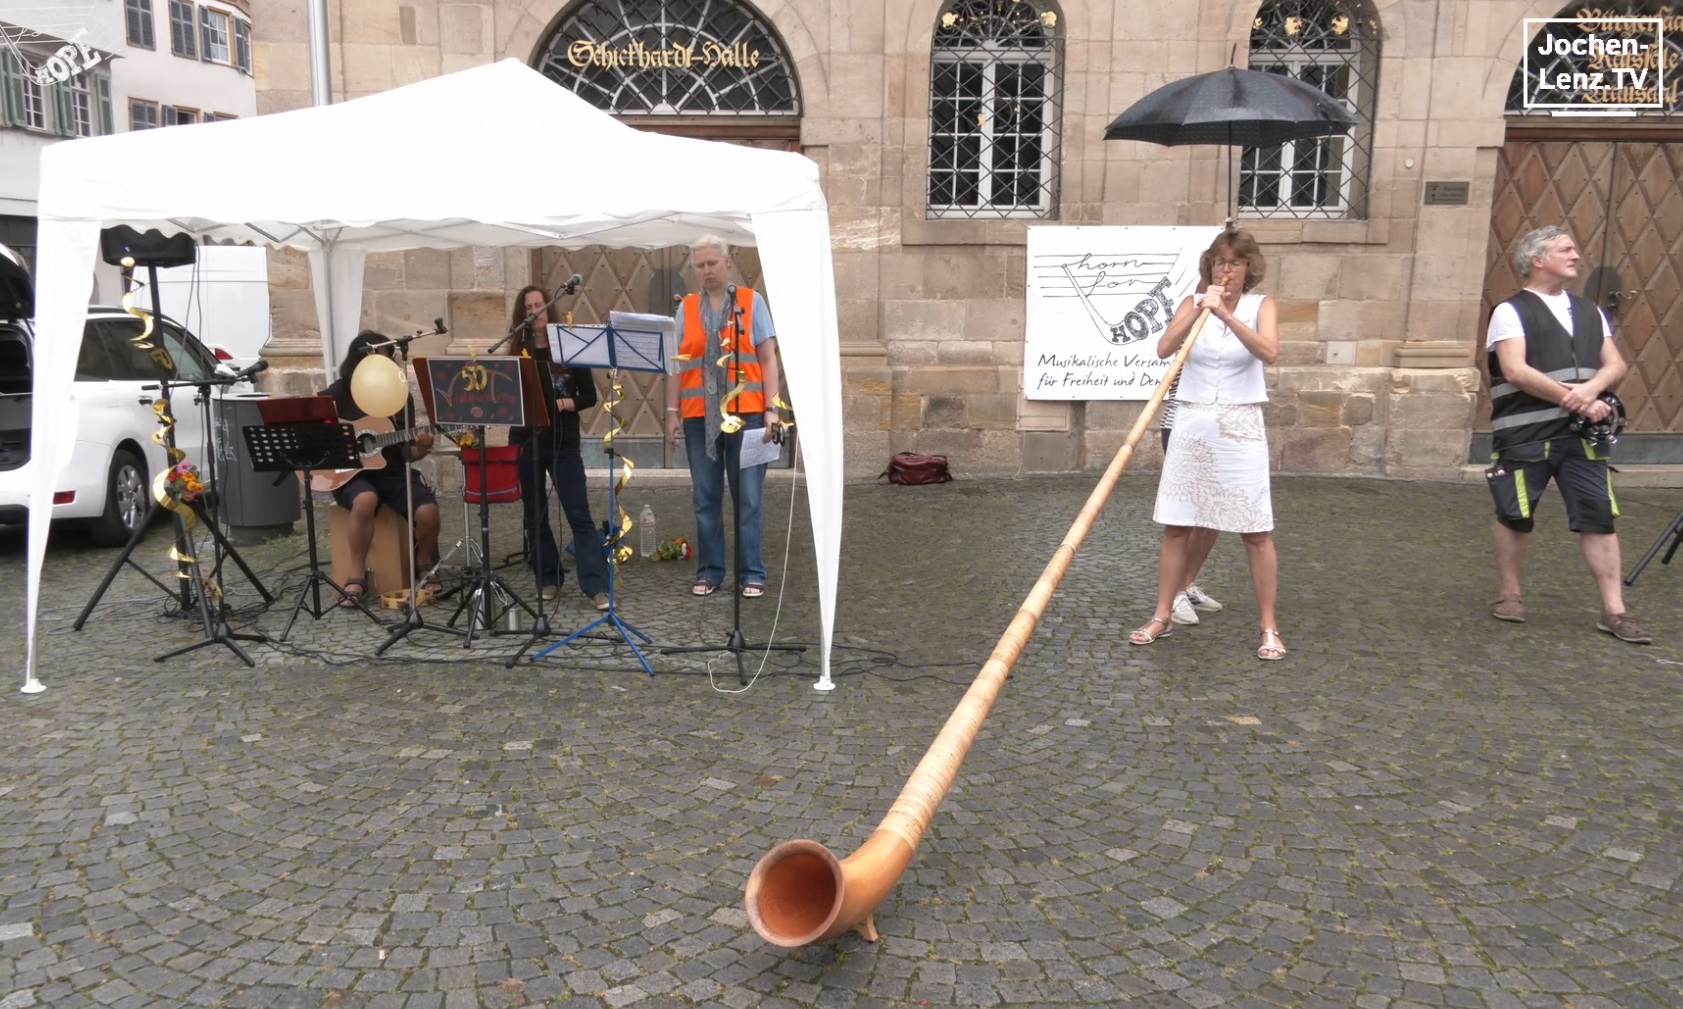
[531,128,797,467]
[1482,140,1683,432]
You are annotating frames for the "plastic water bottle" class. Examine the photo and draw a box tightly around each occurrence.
[639,504,657,558]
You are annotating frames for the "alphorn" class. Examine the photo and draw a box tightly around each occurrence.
[744,308,1217,947]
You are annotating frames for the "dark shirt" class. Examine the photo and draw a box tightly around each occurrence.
[322,378,422,470]
[511,353,597,449]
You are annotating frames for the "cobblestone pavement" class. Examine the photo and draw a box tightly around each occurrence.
[2,473,1681,1009]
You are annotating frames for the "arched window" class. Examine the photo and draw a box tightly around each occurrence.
[926,0,1064,219]
[1242,0,1380,218]
[536,0,799,115]
[1505,1,1681,115]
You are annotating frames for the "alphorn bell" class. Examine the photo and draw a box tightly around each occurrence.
[744,308,1218,947]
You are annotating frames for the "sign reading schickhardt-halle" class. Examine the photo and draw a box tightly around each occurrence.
[566,39,763,68]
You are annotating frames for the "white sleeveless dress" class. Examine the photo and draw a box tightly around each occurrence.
[1153,293,1273,533]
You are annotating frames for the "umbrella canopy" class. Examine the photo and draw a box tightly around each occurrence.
[1103,67,1356,147]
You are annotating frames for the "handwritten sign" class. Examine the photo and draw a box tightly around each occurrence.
[420,357,527,427]
[1024,226,1219,400]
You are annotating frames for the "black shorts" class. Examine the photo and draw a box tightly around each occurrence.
[1486,438,1617,535]
[331,466,437,517]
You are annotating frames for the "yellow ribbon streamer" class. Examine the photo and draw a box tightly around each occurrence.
[598,374,635,565]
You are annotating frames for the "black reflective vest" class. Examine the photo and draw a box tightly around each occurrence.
[1488,290,1604,452]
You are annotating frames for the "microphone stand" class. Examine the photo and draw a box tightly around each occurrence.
[376,322,466,654]
[662,288,804,685]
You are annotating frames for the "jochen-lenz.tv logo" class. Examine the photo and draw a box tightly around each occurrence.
[1522,16,1668,112]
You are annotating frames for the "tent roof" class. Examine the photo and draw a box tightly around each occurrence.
[38,59,825,251]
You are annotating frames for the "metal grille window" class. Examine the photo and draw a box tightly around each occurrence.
[1242,0,1379,219]
[130,99,158,130]
[537,0,799,115]
[926,0,1063,219]
[70,75,92,136]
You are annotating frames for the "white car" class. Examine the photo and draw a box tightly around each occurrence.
[0,244,250,546]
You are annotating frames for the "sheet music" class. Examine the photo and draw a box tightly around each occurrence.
[739,429,782,469]
[550,324,612,369]
[609,311,679,374]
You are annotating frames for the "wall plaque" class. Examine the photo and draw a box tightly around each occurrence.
[1424,181,1470,206]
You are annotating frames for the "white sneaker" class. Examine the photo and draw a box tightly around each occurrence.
[1170,591,1199,625]
[1184,584,1223,612]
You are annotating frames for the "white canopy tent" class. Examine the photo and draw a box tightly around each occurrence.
[25,59,843,690]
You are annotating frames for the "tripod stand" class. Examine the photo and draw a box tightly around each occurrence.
[243,413,385,638]
[533,378,653,673]
[374,330,465,655]
[446,434,536,646]
[1624,506,1683,586]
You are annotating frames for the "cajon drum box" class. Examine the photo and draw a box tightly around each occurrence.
[328,504,412,594]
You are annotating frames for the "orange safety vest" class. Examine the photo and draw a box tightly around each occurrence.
[678,288,765,420]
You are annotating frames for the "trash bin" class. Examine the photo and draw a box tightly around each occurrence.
[214,394,301,542]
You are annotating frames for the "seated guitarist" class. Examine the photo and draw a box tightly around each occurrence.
[321,330,442,605]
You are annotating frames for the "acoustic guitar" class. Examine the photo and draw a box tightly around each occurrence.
[308,416,471,492]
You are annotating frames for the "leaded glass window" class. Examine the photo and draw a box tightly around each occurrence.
[927,0,1063,219]
[1242,0,1380,219]
[1506,1,1682,115]
[537,0,799,115]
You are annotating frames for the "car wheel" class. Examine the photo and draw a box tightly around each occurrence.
[88,449,149,547]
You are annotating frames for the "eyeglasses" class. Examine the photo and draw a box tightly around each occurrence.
[1213,259,1247,270]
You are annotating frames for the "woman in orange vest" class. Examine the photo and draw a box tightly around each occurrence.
[664,236,784,598]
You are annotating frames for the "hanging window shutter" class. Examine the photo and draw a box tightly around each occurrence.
[96,75,113,135]
[234,18,251,74]
[50,81,75,136]
[171,0,197,58]
[199,6,212,61]
[0,50,24,127]
[161,103,175,126]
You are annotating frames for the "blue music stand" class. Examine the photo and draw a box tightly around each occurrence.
[531,314,676,675]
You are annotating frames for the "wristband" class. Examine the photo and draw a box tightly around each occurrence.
[666,408,679,413]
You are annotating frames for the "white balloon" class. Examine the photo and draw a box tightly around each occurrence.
[351,353,408,417]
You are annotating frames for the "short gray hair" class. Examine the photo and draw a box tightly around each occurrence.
[1514,225,1570,278]
[689,235,730,260]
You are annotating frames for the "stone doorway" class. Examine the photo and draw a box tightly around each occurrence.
[1481,138,1683,436]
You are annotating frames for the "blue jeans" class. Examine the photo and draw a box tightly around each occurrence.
[519,440,608,597]
[682,416,767,588]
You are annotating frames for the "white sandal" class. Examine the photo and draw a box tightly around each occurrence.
[1258,628,1287,661]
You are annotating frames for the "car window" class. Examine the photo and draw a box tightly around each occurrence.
[96,318,177,382]
[0,328,28,395]
[74,325,120,381]
[157,322,218,383]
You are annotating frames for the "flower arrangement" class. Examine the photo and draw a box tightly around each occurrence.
[652,537,692,561]
[166,459,206,503]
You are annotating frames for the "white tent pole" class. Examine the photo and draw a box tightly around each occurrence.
[307,0,332,107]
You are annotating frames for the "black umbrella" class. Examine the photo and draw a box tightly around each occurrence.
[1103,66,1357,222]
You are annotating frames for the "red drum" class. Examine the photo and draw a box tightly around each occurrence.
[460,446,522,504]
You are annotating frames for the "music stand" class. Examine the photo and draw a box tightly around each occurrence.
[415,355,543,647]
[245,396,384,638]
[1624,507,1683,586]
[530,318,663,674]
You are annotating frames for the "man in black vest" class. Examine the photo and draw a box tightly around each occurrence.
[1484,225,1649,643]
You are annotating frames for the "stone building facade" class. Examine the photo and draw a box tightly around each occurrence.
[249,0,1683,480]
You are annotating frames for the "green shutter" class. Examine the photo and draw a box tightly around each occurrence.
[50,81,75,136]
[0,50,24,127]
[96,75,113,135]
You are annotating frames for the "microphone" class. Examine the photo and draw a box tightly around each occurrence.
[434,316,447,336]
[726,283,737,299]
[563,274,583,295]
[228,358,269,382]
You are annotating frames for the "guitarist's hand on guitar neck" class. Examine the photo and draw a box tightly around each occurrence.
[410,429,435,461]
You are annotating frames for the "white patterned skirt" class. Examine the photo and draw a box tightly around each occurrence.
[1153,402,1273,533]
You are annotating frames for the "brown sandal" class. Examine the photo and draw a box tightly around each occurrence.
[338,577,367,608]
[1128,616,1174,645]
[1258,628,1287,661]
